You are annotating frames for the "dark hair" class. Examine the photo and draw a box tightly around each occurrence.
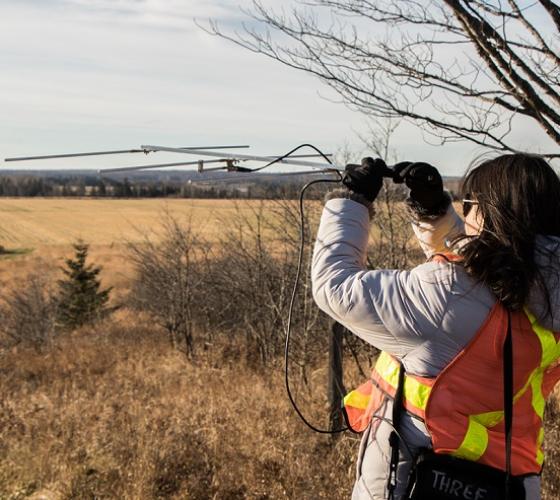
[457,153,560,311]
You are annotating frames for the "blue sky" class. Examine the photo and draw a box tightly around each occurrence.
[0,0,554,175]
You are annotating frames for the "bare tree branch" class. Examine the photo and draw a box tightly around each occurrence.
[204,0,560,157]
[538,0,560,33]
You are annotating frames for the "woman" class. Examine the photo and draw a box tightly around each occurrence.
[311,154,560,499]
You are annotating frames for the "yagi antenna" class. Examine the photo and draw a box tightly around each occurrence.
[3,143,340,178]
[100,154,333,174]
[4,145,250,163]
[140,145,341,171]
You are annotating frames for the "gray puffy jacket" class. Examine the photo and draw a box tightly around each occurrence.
[311,198,560,499]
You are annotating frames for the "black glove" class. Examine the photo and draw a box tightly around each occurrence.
[393,161,448,215]
[342,157,392,203]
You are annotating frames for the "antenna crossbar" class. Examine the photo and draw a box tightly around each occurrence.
[4,145,250,163]
[99,153,334,174]
[100,159,227,174]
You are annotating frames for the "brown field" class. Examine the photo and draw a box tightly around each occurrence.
[0,314,361,500]
[1,198,560,499]
[0,198,283,297]
[0,198,267,248]
[0,198,359,499]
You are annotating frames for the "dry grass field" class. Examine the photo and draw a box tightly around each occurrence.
[2,318,559,500]
[1,198,560,499]
[0,193,356,499]
[0,198,265,248]
[0,197,358,499]
[0,313,360,500]
[0,198,279,298]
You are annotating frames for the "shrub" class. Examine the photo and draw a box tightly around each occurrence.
[56,241,112,329]
[128,215,207,357]
[0,271,58,351]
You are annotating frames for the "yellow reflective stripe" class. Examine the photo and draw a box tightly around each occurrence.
[453,416,489,461]
[513,376,531,403]
[537,427,545,466]
[525,309,560,466]
[530,372,545,418]
[525,308,560,367]
[375,351,399,389]
[374,352,432,411]
[475,410,504,428]
[525,308,560,418]
[404,377,431,411]
[344,389,370,410]
[453,410,507,461]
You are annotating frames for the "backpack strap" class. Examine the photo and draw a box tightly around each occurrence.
[504,311,513,498]
[387,361,405,499]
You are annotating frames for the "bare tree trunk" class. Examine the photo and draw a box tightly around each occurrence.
[183,323,194,358]
[328,321,346,434]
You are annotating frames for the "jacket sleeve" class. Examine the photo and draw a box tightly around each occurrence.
[311,199,455,358]
[411,202,464,258]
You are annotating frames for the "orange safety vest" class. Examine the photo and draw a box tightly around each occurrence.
[343,255,560,475]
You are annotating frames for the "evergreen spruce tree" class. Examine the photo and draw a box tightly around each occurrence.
[57,241,112,329]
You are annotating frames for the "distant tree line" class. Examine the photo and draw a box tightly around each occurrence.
[0,174,462,200]
[0,175,333,200]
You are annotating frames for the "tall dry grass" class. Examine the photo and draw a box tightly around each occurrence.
[0,310,360,500]
[1,198,560,499]
[2,310,560,499]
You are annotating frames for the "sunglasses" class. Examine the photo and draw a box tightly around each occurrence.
[462,194,479,218]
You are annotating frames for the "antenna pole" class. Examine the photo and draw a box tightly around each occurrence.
[4,145,250,163]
